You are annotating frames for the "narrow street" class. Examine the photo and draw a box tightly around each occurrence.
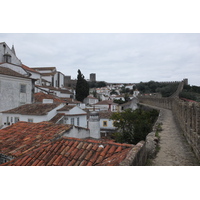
[150,107,199,166]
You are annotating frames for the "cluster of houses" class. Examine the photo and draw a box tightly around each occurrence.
[0,42,141,166]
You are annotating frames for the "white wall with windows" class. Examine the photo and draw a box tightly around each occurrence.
[100,118,116,130]
[0,74,33,125]
[57,106,88,128]
[1,103,65,127]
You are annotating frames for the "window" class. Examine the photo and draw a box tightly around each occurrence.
[3,54,11,63]
[28,119,33,122]
[6,116,9,125]
[77,117,79,126]
[14,117,19,123]
[71,118,74,125]
[103,121,107,127]
[20,84,26,93]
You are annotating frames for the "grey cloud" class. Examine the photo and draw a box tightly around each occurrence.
[1,33,200,85]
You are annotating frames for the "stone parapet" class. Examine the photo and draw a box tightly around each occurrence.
[138,96,200,161]
[120,141,147,166]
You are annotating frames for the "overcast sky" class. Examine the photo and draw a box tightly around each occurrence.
[1,33,200,86]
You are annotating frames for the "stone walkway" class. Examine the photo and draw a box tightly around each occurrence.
[150,107,199,166]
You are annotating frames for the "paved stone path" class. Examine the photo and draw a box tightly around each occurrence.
[150,107,199,166]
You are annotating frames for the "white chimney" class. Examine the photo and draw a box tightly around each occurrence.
[88,111,100,139]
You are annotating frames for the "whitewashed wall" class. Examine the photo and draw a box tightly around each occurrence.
[100,118,116,130]
[0,75,32,113]
[0,43,22,66]
[63,126,90,139]
[57,106,87,128]
[1,103,65,126]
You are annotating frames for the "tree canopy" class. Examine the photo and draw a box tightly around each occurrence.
[75,69,89,102]
[110,108,159,144]
[136,81,179,97]
[179,84,200,102]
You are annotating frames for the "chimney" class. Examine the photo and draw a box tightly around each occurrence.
[88,111,100,139]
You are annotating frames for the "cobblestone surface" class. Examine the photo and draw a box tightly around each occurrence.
[151,107,199,166]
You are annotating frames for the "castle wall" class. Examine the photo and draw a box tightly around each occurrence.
[138,96,200,161]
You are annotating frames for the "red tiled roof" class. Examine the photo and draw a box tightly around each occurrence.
[34,92,66,103]
[2,137,134,166]
[49,113,65,123]
[99,111,114,119]
[0,121,72,158]
[22,64,40,74]
[94,100,118,105]
[0,66,29,79]
[57,105,76,111]
[2,103,62,115]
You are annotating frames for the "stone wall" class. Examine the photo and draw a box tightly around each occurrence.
[120,141,147,166]
[138,96,200,161]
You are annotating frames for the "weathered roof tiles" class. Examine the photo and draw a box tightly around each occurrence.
[34,92,66,103]
[0,121,72,157]
[2,103,62,115]
[2,137,134,166]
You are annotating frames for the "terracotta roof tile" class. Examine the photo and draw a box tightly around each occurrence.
[0,66,30,79]
[34,92,66,103]
[2,103,62,115]
[49,113,65,123]
[57,105,76,111]
[0,121,72,158]
[99,145,110,157]
[22,64,40,74]
[99,111,114,119]
[80,160,88,166]
[73,148,84,160]
[94,100,118,105]
[1,128,136,166]
[68,159,76,166]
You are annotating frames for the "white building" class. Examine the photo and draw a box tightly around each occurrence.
[99,111,117,135]
[32,67,65,88]
[119,97,139,111]
[0,67,34,126]
[125,84,134,90]
[110,95,125,101]
[1,102,65,127]
[35,85,74,98]
[22,64,42,85]
[93,100,118,112]
[83,95,99,105]
[56,105,87,128]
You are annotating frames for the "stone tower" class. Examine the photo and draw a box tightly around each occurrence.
[90,73,96,82]
[88,111,100,139]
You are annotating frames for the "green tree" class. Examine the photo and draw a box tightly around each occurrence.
[75,69,89,102]
[110,108,158,144]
